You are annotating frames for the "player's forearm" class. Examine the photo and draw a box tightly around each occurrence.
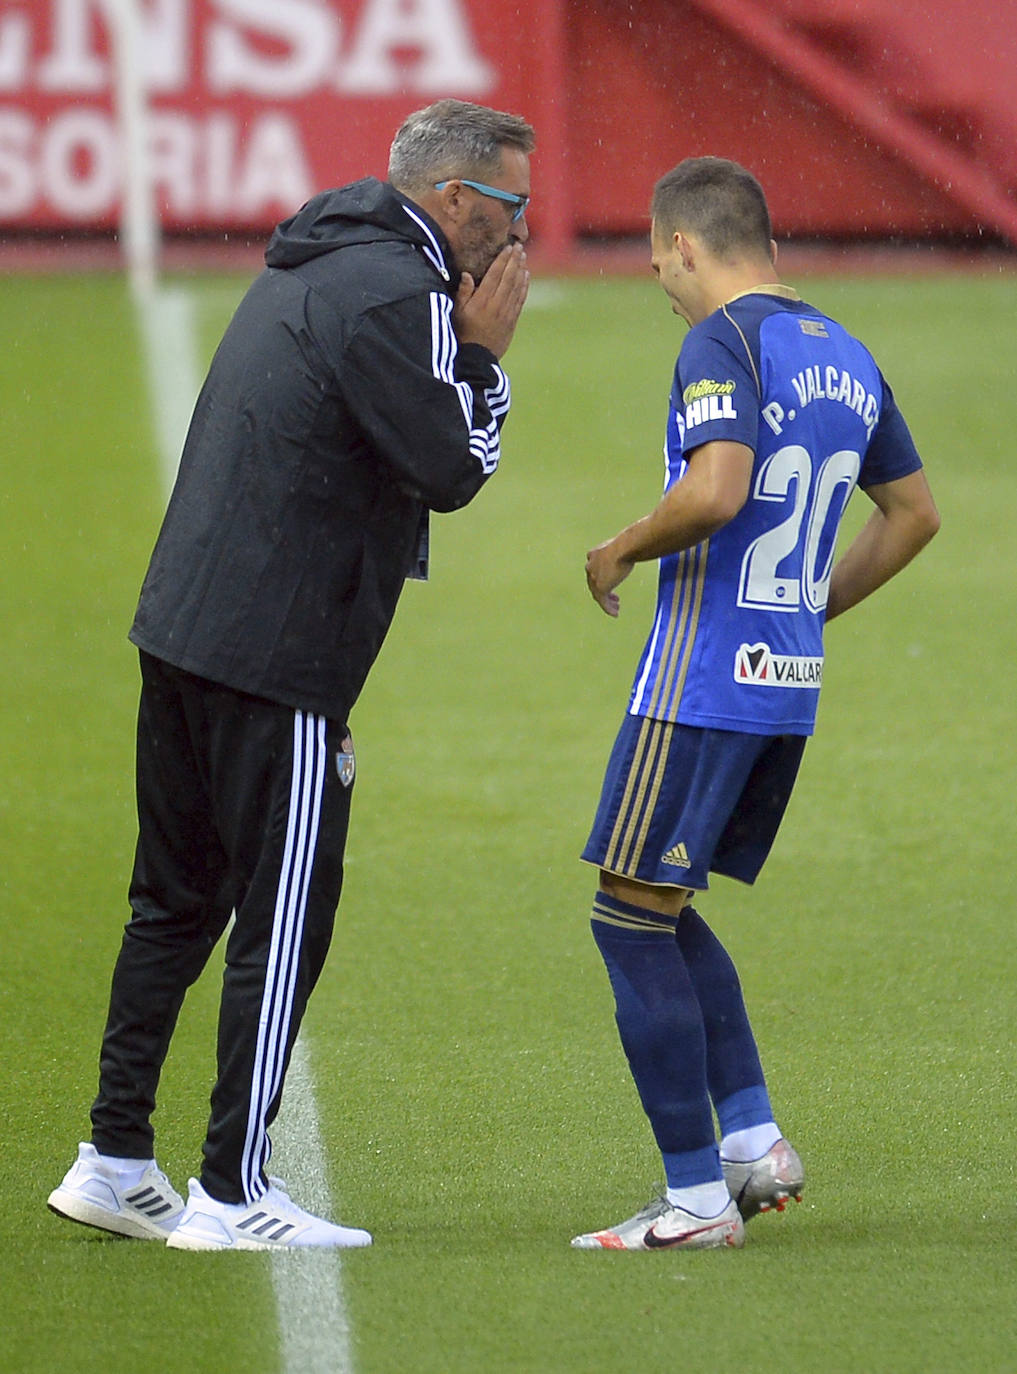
[609,512,714,566]
[610,440,753,565]
[826,504,938,621]
[610,482,736,565]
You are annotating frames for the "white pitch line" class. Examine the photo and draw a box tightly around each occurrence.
[271,1038,355,1373]
[131,279,353,1374]
[133,282,199,490]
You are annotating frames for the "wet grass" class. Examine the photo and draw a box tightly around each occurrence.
[3,268,1016,1373]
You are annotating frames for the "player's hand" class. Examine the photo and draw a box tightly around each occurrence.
[453,244,529,358]
[586,540,633,617]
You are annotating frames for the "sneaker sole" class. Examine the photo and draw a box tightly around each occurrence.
[166,1230,264,1251]
[166,1229,372,1251]
[47,1188,171,1242]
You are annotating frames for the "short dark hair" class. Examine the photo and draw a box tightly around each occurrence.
[651,157,772,259]
[389,99,535,195]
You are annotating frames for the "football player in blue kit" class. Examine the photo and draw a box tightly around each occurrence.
[573,157,939,1251]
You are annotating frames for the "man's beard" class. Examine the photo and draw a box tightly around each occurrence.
[456,208,510,282]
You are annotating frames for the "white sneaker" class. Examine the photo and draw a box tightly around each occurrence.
[48,1142,184,1241]
[166,1177,373,1250]
[571,1193,744,1251]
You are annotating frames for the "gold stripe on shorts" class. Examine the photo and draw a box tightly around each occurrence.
[602,716,673,876]
[648,544,707,719]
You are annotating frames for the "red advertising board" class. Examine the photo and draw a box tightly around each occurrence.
[3,0,1015,251]
[0,0,569,246]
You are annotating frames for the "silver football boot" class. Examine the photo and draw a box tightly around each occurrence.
[571,1192,744,1250]
[721,1138,805,1221]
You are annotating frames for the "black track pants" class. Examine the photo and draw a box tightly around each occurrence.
[90,651,354,1203]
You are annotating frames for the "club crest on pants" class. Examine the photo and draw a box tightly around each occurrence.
[336,735,356,788]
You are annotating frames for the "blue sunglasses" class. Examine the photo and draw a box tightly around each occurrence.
[434,178,530,222]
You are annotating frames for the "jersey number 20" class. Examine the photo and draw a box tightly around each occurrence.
[737,444,860,614]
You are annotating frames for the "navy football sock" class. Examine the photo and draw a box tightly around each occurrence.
[675,906,774,1132]
[591,891,722,1188]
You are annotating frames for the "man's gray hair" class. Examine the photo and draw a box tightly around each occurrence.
[389,99,535,195]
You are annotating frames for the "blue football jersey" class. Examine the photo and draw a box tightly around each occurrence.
[628,287,923,735]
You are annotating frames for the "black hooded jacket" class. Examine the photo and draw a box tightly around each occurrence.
[129,178,511,721]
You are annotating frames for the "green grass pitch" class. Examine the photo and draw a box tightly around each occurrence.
[2,266,1016,1373]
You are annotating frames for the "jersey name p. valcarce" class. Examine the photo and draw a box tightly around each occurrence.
[629,287,923,735]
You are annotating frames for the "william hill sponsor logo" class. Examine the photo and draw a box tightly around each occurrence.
[683,378,737,428]
[734,642,823,688]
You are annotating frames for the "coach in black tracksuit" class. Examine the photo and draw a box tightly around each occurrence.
[87,101,533,1212]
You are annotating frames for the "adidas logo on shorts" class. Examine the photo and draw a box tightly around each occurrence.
[661,842,691,868]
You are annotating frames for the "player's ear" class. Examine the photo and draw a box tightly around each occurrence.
[770,238,778,269]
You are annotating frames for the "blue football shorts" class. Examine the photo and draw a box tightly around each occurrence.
[581,714,806,890]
